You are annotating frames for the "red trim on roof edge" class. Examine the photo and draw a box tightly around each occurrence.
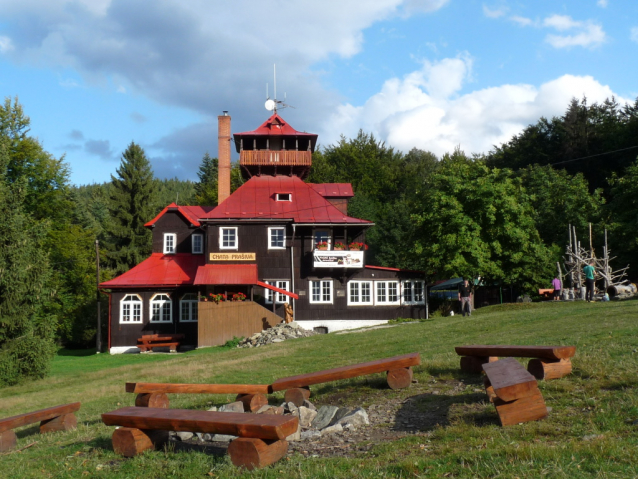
[365,265,425,274]
[145,203,201,228]
[256,281,299,299]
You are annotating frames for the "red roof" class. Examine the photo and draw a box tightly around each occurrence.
[145,203,214,228]
[310,183,354,198]
[203,176,371,224]
[194,264,258,285]
[100,254,204,288]
[234,113,317,138]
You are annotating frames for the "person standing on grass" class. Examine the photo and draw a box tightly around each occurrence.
[458,278,472,316]
[584,260,596,302]
[552,276,562,301]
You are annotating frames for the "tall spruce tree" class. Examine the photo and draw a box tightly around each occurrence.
[106,142,156,274]
[194,152,218,206]
[0,137,56,385]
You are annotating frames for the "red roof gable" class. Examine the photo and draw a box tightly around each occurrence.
[310,183,354,198]
[194,264,258,285]
[234,113,317,138]
[145,203,214,228]
[202,176,371,224]
[99,253,204,288]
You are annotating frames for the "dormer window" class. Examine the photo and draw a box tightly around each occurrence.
[276,193,291,202]
[163,233,176,254]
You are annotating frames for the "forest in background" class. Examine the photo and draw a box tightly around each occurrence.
[1,94,638,385]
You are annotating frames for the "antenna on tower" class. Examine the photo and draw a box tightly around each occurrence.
[264,63,294,112]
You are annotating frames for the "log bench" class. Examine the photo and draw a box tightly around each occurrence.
[137,334,185,353]
[102,407,298,470]
[125,382,272,412]
[482,358,548,426]
[0,402,81,452]
[270,352,421,406]
[455,345,576,380]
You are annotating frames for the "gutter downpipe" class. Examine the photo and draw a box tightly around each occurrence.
[291,224,296,321]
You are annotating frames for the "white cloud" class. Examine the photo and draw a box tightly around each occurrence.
[543,14,606,48]
[597,0,608,7]
[0,35,14,53]
[631,27,638,43]
[401,0,449,15]
[321,58,628,157]
[510,15,534,27]
[482,4,507,18]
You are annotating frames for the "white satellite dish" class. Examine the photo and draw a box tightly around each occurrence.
[265,99,276,111]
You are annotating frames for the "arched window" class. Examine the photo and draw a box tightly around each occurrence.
[120,294,143,323]
[180,293,198,322]
[150,294,172,323]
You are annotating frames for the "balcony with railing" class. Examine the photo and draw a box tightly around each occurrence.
[240,150,312,167]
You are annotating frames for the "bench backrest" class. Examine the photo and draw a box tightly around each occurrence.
[126,382,272,395]
[139,334,185,341]
[455,345,575,360]
[482,358,538,402]
[0,402,81,433]
[102,407,297,440]
[271,352,420,391]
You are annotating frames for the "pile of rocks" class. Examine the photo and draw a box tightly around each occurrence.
[236,321,317,348]
[171,399,369,444]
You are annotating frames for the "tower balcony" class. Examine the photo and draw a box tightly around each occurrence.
[239,150,312,167]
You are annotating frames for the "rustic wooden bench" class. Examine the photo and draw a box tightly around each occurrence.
[125,382,272,412]
[0,402,81,452]
[270,352,421,406]
[482,358,548,426]
[102,407,298,470]
[137,334,185,353]
[455,345,576,380]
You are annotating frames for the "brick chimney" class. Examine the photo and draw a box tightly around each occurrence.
[217,111,231,205]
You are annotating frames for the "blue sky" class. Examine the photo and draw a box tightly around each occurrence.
[1,0,636,185]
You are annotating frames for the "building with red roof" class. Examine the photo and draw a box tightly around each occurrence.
[100,111,426,353]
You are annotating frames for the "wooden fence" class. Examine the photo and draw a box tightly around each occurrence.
[198,301,283,347]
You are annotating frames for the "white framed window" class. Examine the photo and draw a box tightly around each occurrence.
[348,281,373,305]
[268,226,286,249]
[180,293,198,322]
[163,233,176,254]
[310,280,333,304]
[219,227,238,250]
[264,280,290,304]
[403,280,425,304]
[276,193,291,202]
[120,294,142,323]
[313,229,332,249]
[150,294,172,323]
[376,281,400,305]
[192,234,203,254]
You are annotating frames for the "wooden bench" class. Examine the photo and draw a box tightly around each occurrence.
[137,334,185,353]
[270,352,420,406]
[455,345,576,380]
[482,358,548,426]
[125,382,272,412]
[0,402,81,452]
[102,407,298,470]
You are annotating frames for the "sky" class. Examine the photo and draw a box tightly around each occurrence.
[1,0,637,186]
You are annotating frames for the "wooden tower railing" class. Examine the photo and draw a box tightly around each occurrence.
[240,150,312,167]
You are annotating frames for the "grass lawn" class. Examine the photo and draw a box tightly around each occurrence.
[2,299,638,478]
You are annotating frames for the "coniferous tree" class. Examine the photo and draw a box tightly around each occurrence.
[0,138,56,385]
[106,142,156,274]
[194,152,218,206]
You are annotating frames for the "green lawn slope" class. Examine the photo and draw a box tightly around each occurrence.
[1,300,638,478]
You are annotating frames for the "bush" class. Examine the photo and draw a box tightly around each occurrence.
[222,336,244,349]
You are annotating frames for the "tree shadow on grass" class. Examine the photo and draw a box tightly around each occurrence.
[393,392,499,433]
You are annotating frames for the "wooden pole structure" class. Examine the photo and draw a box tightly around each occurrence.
[95,239,101,354]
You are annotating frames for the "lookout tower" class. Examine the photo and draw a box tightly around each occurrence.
[233,112,318,179]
